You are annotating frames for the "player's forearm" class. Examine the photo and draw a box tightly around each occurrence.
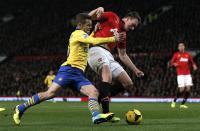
[79,37,115,45]
[119,54,139,72]
[88,7,104,20]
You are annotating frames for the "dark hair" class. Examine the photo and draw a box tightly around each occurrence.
[124,11,141,24]
[75,13,91,24]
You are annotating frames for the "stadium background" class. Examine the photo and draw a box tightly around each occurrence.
[0,0,200,98]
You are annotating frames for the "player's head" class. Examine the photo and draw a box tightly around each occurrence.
[76,13,92,34]
[122,11,141,31]
[49,70,54,75]
[178,42,185,52]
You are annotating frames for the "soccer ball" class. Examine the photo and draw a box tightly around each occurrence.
[125,109,142,125]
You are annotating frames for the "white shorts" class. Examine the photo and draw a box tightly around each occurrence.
[177,75,193,88]
[88,46,125,79]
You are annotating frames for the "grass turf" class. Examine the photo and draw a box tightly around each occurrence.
[0,102,200,131]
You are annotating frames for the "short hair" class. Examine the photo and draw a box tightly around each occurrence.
[124,11,141,24]
[75,13,91,24]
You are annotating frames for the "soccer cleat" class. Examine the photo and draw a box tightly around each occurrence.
[180,104,188,109]
[0,108,6,112]
[171,102,176,108]
[13,105,23,125]
[109,116,120,123]
[92,112,114,124]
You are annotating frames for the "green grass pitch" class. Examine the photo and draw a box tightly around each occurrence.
[0,102,200,131]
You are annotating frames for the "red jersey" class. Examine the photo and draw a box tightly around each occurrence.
[171,51,196,75]
[94,11,126,51]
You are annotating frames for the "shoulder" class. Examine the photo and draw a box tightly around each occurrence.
[103,11,119,18]
[185,52,192,57]
[71,30,88,38]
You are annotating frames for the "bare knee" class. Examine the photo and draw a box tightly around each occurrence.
[88,88,99,98]
[122,80,133,89]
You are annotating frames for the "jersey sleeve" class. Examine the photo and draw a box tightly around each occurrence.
[77,32,116,45]
[170,53,177,66]
[98,12,114,21]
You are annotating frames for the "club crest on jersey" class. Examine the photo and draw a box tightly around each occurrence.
[110,28,118,34]
[83,33,89,38]
[180,57,188,62]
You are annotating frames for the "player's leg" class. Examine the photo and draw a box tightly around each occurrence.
[76,74,114,124]
[13,66,70,125]
[114,71,134,96]
[13,82,61,125]
[180,75,193,108]
[171,75,185,108]
[88,47,112,113]
[180,86,190,108]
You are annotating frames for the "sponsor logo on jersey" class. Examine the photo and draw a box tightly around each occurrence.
[180,57,188,62]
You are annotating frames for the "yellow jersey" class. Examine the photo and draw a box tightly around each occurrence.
[44,75,56,88]
[62,30,115,71]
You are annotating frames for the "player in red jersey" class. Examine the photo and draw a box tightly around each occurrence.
[170,42,197,108]
[88,7,144,122]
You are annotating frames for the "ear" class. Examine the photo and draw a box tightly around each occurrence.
[77,23,82,28]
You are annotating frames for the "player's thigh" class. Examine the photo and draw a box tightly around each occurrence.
[110,62,132,87]
[88,47,110,74]
[80,84,99,98]
[177,75,185,88]
[73,69,99,97]
[185,75,193,89]
[53,66,74,89]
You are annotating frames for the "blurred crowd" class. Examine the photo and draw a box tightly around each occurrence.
[0,0,200,97]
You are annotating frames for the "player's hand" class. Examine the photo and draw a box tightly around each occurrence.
[193,64,198,71]
[173,63,178,67]
[134,69,144,77]
[114,32,126,43]
[94,23,101,32]
[96,7,104,18]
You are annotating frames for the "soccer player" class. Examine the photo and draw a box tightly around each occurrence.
[44,70,56,102]
[13,13,125,125]
[88,7,144,122]
[170,42,197,108]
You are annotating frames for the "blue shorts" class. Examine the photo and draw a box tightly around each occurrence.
[53,66,92,91]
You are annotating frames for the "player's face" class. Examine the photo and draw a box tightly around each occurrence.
[82,19,92,34]
[178,43,185,52]
[49,70,54,75]
[124,18,139,31]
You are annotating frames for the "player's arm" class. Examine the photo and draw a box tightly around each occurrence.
[44,76,48,85]
[78,32,124,45]
[170,53,178,67]
[88,7,104,20]
[117,48,144,77]
[189,54,198,71]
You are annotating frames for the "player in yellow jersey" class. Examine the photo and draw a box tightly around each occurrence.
[13,13,125,125]
[44,70,56,88]
[44,70,56,102]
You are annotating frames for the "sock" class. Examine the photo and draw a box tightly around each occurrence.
[98,82,111,113]
[181,91,190,105]
[88,98,100,117]
[18,94,40,113]
[110,82,125,96]
[174,91,182,102]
